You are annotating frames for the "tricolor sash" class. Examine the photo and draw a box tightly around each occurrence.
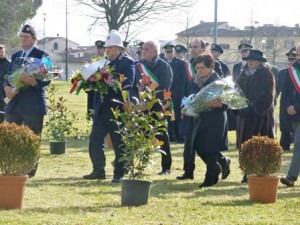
[185,62,196,81]
[137,62,159,85]
[288,65,300,94]
[69,80,84,95]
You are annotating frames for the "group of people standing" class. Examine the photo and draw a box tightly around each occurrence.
[1,24,300,188]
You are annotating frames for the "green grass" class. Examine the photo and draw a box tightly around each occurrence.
[1,81,300,225]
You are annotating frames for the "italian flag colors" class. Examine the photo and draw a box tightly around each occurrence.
[185,62,196,81]
[69,80,84,95]
[137,62,159,85]
[288,65,300,94]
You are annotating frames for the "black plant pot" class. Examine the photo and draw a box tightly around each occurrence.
[121,179,152,206]
[50,141,66,154]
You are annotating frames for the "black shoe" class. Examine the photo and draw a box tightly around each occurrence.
[176,173,194,180]
[111,177,122,183]
[83,171,106,180]
[280,177,294,187]
[241,174,248,183]
[199,181,214,188]
[158,169,171,175]
[221,157,231,180]
[214,168,221,185]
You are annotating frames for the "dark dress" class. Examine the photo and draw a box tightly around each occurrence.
[0,57,10,122]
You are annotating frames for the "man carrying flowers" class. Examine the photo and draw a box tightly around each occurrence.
[83,30,135,183]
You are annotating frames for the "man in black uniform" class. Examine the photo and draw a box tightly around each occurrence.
[163,42,186,143]
[210,43,230,77]
[175,44,187,61]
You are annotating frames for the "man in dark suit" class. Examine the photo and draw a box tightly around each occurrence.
[4,24,50,136]
[232,43,252,81]
[210,43,230,77]
[163,42,186,143]
[3,24,50,177]
[83,30,135,183]
[0,44,10,122]
[135,40,173,175]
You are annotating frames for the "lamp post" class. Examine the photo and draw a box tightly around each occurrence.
[213,0,218,43]
[65,0,68,81]
[43,13,47,50]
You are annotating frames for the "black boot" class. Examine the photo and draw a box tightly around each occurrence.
[241,174,248,183]
[219,157,231,180]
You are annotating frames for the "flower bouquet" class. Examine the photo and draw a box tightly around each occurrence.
[181,77,248,117]
[69,57,117,96]
[6,57,53,92]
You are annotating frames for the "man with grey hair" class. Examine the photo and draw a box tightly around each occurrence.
[281,43,300,187]
[134,40,173,175]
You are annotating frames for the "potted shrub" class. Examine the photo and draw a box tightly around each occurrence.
[112,76,171,206]
[45,84,79,154]
[0,122,40,209]
[239,135,283,203]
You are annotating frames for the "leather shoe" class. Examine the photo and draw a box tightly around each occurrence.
[199,181,214,188]
[280,177,294,187]
[221,157,231,180]
[176,173,194,180]
[111,177,122,183]
[241,174,248,183]
[158,169,171,175]
[83,171,106,180]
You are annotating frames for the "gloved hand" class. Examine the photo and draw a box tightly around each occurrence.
[238,103,253,118]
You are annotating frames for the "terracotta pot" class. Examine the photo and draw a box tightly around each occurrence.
[248,175,279,203]
[0,175,28,209]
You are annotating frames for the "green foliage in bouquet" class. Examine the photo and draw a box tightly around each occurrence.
[0,122,40,175]
[239,136,283,176]
[112,75,171,180]
[45,84,79,142]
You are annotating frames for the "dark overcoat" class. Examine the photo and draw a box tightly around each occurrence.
[191,72,228,154]
[278,68,293,132]
[236,66,275,148]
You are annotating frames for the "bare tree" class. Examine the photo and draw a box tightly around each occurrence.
[75,0,192,32]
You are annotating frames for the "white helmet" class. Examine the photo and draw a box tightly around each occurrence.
[104,30,124,49]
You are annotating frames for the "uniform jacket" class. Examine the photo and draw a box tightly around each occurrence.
[236,66,275,148]
[168,57,186,103]
[94,52,135,115]
[4,47,50,115]
[191,72,228,153]
[233,61,243,81]
[216,59,230,77]
[278,68,293,132]
[282,61,300,123]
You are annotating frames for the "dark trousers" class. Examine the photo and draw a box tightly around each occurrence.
[157,126,172,170]
[280,132,293,151]
[89,108,125,178]
[198,152,221,184]
[183,132,195,174]
[5,109,44,137]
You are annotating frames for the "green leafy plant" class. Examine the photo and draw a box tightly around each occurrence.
[45,84,79,142]
[239,135,283,176]
[112,75,172,180]
[0,122,40,175]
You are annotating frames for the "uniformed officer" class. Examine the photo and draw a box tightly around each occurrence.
[0,44,10,122]
[210,43,230,77]
[278,47,296,151]
[175,44,187,61]
[83,30,135,183]
[163,42,186,143]
[232,43,253,81]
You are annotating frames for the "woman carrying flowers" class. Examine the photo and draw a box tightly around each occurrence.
[83,30,135,183]
[191,54,228,188]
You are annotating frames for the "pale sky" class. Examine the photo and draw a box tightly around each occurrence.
[30,0,300,46]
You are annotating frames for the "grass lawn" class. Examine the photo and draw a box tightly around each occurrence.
[1,81,300,225]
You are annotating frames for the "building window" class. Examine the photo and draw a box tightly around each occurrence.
[284,40,295,49]
[53,42,58,50]
[220,43,230,50]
